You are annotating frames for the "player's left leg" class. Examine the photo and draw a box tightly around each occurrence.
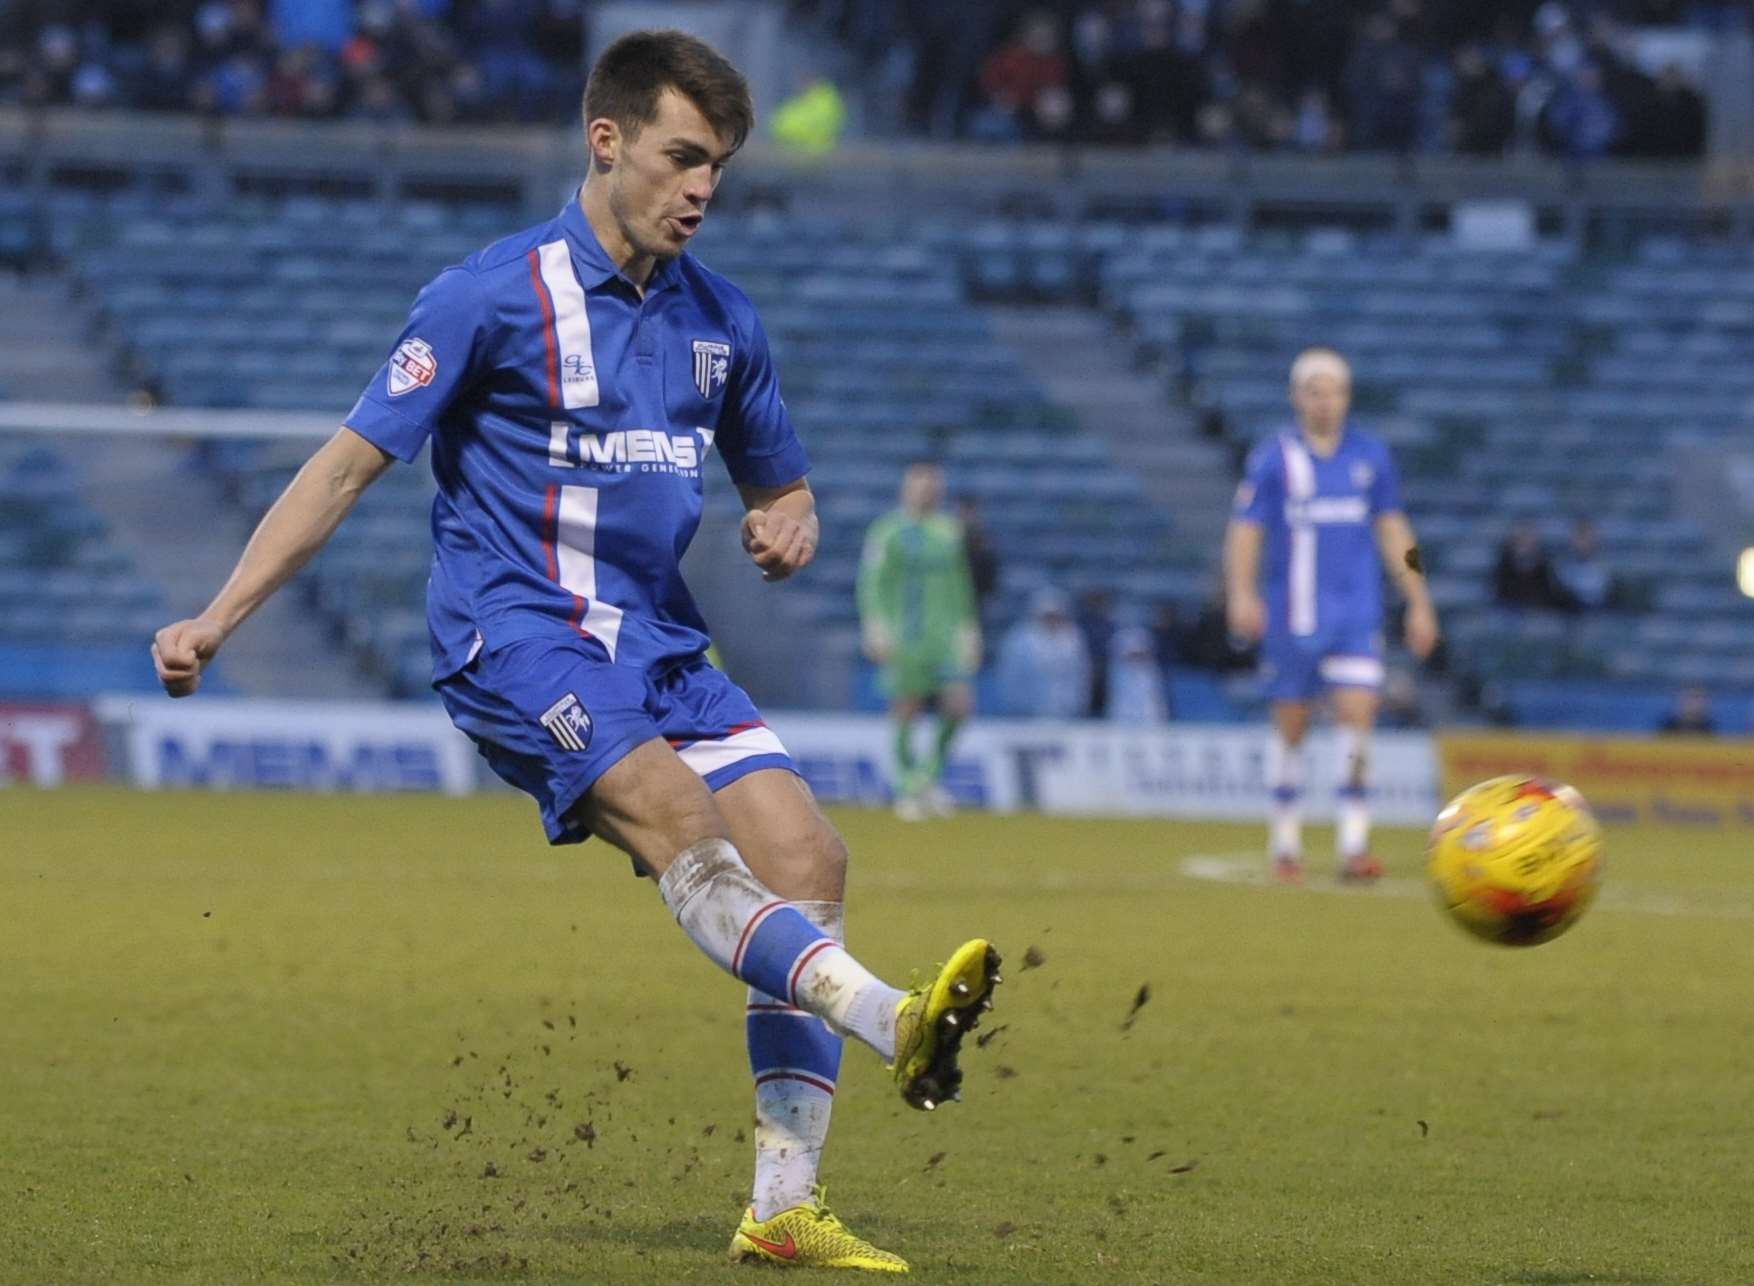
[1328,683,1382,882]
[920,680,971,817]
[1319,639,1386,881]
[714,769,846,1225]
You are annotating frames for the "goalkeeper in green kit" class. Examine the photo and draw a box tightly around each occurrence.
[858,461,982,821]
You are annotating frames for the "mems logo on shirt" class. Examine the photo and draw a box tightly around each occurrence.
[387,338,437,396]
[548,425,715,477]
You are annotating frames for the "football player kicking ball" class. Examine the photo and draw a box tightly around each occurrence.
[152,30,998,1274]
[1222,348,1438,884]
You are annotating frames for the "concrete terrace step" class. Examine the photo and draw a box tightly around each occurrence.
[987,302,1236,574]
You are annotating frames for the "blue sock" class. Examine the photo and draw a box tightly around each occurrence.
[658,839,898,1049]
[747,900,844,1220]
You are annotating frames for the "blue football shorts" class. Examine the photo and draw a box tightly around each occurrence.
[1259,619,1385,702]
[437,635,797,845]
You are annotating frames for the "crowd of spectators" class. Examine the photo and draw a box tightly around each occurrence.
[0,0,585,124]
[810,0,1729,157]
[0,0,1728,157]
[1493,518,1617,612]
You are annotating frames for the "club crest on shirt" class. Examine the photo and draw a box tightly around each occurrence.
[387,338,437,396]
[539,692,592,753]
[691,339,730,399]
[1351,461,1375,490]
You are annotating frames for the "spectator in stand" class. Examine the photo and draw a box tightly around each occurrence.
[1074,586,1116,717]
[997,588,1091,719]
[135,24,197,112]
[1552,518,1613,611]
[954,496,1001,624]
[1105,625,1170,725]
[971,8,1068,142]
[1543,62,1620,158]
[269,0,352,52]
[1645,63,1708,157]
[266,43,338,117]
[1450,44,1517,153]
[29,24,80,106]
[1105,2,1210,145]
[1493,520,1569,610]
[771,73,847,157]
[1658,686,1717,736]
[1182,578,1256,673]
[458,0,550,122]
[1291,88,1342,153]
[1146,599,1184,669]
[1345,13,1420,152]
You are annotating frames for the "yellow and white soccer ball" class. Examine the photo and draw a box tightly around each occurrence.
[1427,775,1603,947]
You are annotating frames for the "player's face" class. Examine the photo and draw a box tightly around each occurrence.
[1292,372,1350,436]
[605,88,732,260]
[901,465,943,513]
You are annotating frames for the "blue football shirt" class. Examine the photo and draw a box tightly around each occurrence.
[1232,426,1402,637]
[344,194,810,682]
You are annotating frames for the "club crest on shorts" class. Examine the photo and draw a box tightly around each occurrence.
[692,339,730,399]
[539,692,592,752]
[387,338,437,396]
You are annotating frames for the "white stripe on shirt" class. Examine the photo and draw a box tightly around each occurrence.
[537,240,600,410]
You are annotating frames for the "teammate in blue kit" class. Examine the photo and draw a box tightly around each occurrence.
[151,29,998,1273]
[1222,348,1439,884]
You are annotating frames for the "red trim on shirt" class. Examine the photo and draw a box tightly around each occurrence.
[526,249,560,407]
[541,484,558,581]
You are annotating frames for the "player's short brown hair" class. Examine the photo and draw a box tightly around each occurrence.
[583,29,753,153]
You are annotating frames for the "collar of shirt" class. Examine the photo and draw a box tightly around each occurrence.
[558,191,681,297]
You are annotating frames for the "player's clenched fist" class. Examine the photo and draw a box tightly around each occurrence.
[741,508,816,582]
[1226,590,1267,643]
[152,618,225,697]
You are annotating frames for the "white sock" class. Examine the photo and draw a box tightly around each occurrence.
[1266,731,1305,858]
[749,899,842,1221]
[658,839,903,1058]
[1336,726,1372,859]
[838,975,904,1061]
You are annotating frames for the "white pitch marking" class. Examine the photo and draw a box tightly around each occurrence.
[1179,853,1754,921]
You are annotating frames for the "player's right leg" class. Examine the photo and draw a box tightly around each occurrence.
[1267,700,1311,882]
[1328,682,1383,882]
[582,742,998,1110]
[1261,630,1321,882]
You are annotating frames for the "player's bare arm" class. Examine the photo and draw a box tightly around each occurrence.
[1374,510,1439,660]
[1223,517,1267,641]
[738,477,817,582]
[151,426,393,696]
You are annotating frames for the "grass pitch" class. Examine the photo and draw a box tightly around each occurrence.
[3,787,1752,1285]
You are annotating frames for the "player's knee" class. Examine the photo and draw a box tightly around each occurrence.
[788,821,849,899]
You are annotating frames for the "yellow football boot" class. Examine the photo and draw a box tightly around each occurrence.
[891,938,1001,1111]
[728,1186,908,1272]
